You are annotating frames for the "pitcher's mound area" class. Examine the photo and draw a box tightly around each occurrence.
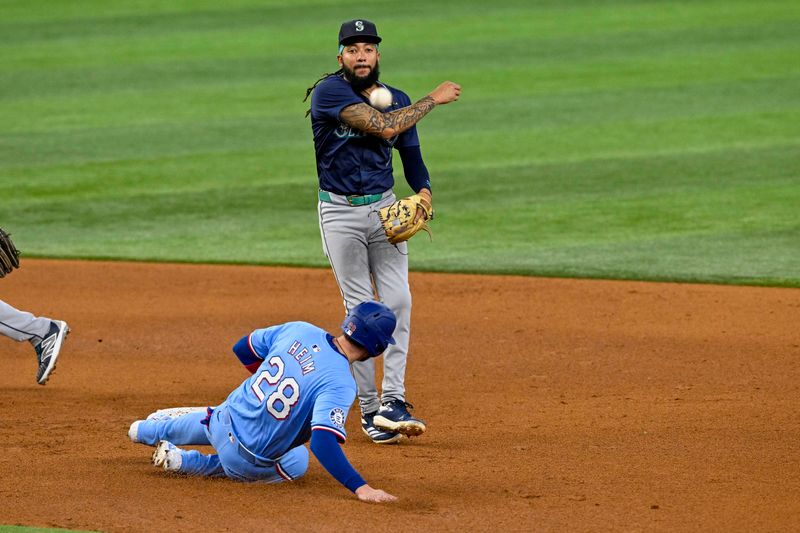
[1,260,798,531]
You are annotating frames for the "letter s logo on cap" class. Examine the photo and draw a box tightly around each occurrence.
[355,20,364,31]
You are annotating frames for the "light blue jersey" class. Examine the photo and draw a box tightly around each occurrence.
[132,322,358,482]
[225,321,357,460]
[131,308,394,489]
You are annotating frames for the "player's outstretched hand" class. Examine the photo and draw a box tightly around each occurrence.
[355,484,398,503]
[429,81,461,105]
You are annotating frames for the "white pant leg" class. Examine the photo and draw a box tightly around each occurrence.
[318,198,382,413]
[0,298,51,344]
[367,225,411,404]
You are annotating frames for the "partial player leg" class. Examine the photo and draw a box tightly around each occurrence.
[367,233,411,404]
[205,404,309,482]
[270,445,310,483]
[173,448,225,477]
[0,298,53,343]
[130,409,211,446]
[1,299,69,385]
[152,441,226,477]
[143,410,225,477]
[367,201,427,436]
[318,200,382,414]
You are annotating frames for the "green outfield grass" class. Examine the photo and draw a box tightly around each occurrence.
[0,525,91,533]
[1,0,798,286]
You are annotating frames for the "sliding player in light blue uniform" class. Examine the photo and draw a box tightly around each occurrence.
[128,301,399,503]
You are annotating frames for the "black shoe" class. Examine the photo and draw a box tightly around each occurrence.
[373,400,426,437]
[35,320,69,385]
[361,411,402,444]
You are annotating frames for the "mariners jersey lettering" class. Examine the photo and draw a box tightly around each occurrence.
[224,321,357,460]
[310,74,420,195]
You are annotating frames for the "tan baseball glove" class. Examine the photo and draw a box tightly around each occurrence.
[378,194,434,245]
[0,227,21,278]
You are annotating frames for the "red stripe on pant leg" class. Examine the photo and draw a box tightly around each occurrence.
[276,462,293,481]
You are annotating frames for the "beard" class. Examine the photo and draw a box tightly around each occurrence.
[342,62,381,93]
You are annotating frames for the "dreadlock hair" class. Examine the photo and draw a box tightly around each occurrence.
[304,69,343,117]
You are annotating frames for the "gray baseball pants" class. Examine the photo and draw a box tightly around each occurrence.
[0,298,52,345]
[318,190,411,415]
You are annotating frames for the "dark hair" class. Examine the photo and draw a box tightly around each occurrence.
[303,69,343,117]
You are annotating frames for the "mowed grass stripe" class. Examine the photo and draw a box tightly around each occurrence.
[5,139,798,203]
[3,107,798,182]
[2,0,795,44]
[0,525,98,533]
[3,16,797,98]
[4,65,799,170]
[8,144,798,286]
[4,67,800,135]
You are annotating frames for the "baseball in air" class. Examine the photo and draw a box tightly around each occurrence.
[369,87,393,110]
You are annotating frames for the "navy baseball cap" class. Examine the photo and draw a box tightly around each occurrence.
[338,19,382,46]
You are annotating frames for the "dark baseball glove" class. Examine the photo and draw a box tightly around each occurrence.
[378,194,434,245]
[0,227,21,278]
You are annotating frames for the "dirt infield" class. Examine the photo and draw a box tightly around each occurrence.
[1,259,798,532]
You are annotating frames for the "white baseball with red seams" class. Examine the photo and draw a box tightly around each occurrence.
[369,87,393,110]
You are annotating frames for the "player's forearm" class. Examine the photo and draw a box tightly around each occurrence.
[309,429,366,492]
[340,97,436,140]
[397,144,431,192]
[381,96,436,138]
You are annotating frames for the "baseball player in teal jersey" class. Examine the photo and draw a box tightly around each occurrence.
[129,301,398,503]
[305,19,460,444]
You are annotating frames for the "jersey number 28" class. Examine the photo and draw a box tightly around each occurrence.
[251,356,300,420]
